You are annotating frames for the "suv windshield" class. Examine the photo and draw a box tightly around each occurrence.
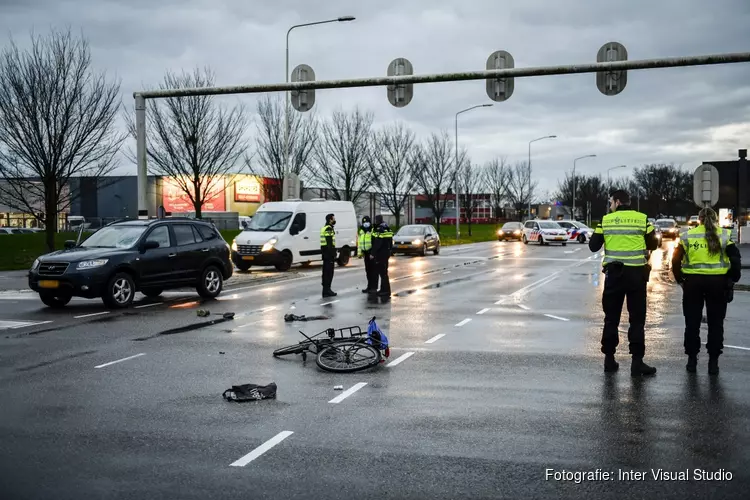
[397,226,426,236]
[502,222,522,230]
[539,222,561,229]
[656,220,676,228]
[80,225,146,248]
[245,211,293,232]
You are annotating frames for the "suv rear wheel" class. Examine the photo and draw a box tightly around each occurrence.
[39,292,72,308]
[102,272,135,308]
[197,265,223,299]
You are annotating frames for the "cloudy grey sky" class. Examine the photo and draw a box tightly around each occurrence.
[2,0,749,194]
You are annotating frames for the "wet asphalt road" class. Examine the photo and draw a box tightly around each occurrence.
[1,239,749,499]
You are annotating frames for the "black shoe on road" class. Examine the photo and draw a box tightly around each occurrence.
[322,290,337,298]
[631,358,657,377]
[377,290,391,297]
[686,355,698,373]
[604,354,619,373]
[708,356,720,375]
[361,289,373,294]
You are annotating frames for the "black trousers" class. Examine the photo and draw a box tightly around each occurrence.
[321,257,334,291]
[682,274,728,357]
[363,251,377,290]
[375,255,390,293]
[601,264,648,358]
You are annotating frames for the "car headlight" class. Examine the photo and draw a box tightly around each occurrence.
[497,230,502,235]
[261,237,278,252]
[231,240,238,251]
[31,259,40,271]
[77,259,108,270]
[412,239,422,245]
[514,230,521,234]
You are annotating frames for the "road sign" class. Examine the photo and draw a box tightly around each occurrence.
[486,50,515,102]
[693,163,719,207]
[291,64,315,112]
[387,58,414,107]
[596,42,628,96]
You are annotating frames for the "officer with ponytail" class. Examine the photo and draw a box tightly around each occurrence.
[672,207,741,375]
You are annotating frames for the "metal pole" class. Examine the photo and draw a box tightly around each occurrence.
[527,135,557,221]
[135,95,148,219]
[454,104,492,239]
[136,52,750,99]
[572,154,596,220]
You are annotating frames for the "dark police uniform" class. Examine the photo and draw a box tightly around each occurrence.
[672,224,741,374]
[320,218,337,297]
[357,219,377,293]
[371,217,393,297]
[589,205,659,375]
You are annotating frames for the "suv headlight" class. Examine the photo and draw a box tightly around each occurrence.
[261,237,278,252]
[412,239,422,245]
[77,259,109,270]
[231,240,238,251]
[31,258,40,271]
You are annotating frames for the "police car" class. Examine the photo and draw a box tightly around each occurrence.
[556,220,594,243]
[522,220,568,246]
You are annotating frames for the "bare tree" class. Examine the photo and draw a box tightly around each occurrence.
[308,108,373,203]
[127,67,249,218]
[410,131,457,233]
[506,161,537,221]
[251,94,317,201]
[483,157,510,221]
[0,29,124,250]
[458,160,484,236]
[368,123,415,227]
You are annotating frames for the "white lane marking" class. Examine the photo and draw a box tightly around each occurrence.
[442,271,451,275]
[425,334,446,344]
[0,320,52,329]
[74,311,110,319]
[229,431,294,467]
[94,353,146,369]
[574,248,583,253]
[261,306,277,312]
[544,314,570,322]
[455,318,472,327]
[476,308,490,315]
[235,322,257,329]
[135,302,162,309]
[517,304,531,311]
[387,352,415,367]
[564,250,574,254]
[726,345,750,351]
[328,382,367,404]
[320,300,340,306]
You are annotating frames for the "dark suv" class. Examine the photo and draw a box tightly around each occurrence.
[28,218,232,308]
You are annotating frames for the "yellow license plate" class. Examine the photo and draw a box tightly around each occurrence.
[242,255,254,261]
[38,280,59,289]
[398,245,409,249]
[556,237,564,240]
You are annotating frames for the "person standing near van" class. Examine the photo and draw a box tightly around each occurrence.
[371,215,393,297]
[357,216,377,293]
[672,207,741,375]
[589,189,659,376]
[320,214,337,298]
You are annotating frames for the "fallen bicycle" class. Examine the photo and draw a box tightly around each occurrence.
[273,317,390,373]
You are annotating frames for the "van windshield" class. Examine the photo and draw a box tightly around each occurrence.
[244,211,292,232]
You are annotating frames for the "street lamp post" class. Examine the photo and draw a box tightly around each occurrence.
[284,16,355,196]
[606,165,628,213]
[527,135,557,220]
[454,104,493,239]
[572,154,596,219]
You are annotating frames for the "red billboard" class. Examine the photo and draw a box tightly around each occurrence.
[162,177,226,213]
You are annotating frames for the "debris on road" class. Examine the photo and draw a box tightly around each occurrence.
[197,309,210,317]
[284,313,329,322]
[334,385,344,390]
[222,382,277,402]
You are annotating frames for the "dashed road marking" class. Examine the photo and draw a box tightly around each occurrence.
[0,320,52,330]
[387,352,415,367]
[74,311,110,319]
[135,303,162,309]
[517,304,531,311]
[229,431,294,467]
[425,334,446,344]
[329,382,367,404]
[455,318,472,327]
[544,314,570,322]
[477,308,490,315]
[726,345,750,351]
[320,300,340,306]
[94,353,146,369]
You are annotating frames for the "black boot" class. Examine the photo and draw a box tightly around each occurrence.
[631,357,657,377]
[604,354,619,373]
[686,355,697,373]
[708,356,719,375]
[322,289,337,298]
[377,290,391,297]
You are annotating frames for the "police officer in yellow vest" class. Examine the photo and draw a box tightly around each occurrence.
[357,216,377,293]
[371,214,393,297]
[320,214,337,298]
[671,207,741,375]
[589,190,660,376]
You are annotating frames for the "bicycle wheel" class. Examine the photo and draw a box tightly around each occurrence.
[316,340,381,373]
[273,343,309,357]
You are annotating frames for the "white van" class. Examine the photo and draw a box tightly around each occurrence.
[230,199,357,271]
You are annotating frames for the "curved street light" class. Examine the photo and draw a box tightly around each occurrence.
[455,104,493,238]
[528,135,556,219]
[572,154,597,218]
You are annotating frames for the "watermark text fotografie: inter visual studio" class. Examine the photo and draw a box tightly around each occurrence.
[545,468,733,483]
